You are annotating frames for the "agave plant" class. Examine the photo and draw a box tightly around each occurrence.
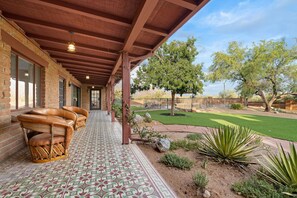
[261,144,297,188]
[198,125,260,165]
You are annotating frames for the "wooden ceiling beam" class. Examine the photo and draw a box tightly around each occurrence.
[68,71,109,78]
[64,67,111,75]
[4,12,153,51]
[41,46,116,63]
[24,0,168,36]
[28,33,119,56]
[108,0,158,84]
[59,60,113,69]
[165,0,197,10]
[62,64,112,73]
[153,0,209,52]
[52,56,114,67]
[4,12,124,45]
[123,0,159,51]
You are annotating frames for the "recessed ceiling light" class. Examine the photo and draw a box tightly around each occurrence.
[86,76,90,79]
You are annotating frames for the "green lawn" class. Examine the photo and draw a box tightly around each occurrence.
[138,110,297,142]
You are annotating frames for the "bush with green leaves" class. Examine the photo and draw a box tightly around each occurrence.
[186,133,203,141]
[193,171,208,190]
[170,139,200,151]
[198,126,260,165]
[112,103,122,118]
[144,112,152,123]
[261,144,297,188]
[230,103,244,110]
[160,153,193,170]
[232,176,297,198]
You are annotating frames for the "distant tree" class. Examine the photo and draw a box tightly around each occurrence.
[132,37,204,115]
[208,40,297,112]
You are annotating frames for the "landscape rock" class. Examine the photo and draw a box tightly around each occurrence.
[144,112,151,119]
[203,190,211,198]
[134,114,143,123]
[156,138,171,152]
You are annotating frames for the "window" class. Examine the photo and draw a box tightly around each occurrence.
[10,53,42,110]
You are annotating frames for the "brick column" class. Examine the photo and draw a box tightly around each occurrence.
[122,52,130,144]
[0,41,11,128]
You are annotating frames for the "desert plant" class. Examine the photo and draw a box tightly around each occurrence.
[232,176,297,198]
[186,133,203,141]
[160,153,193,170]
[201,158,208,169]
[230,103,244,110]
[170,139,200,151]
[261,144,297,188]
[198,126,260,165]
[193,171,208,190]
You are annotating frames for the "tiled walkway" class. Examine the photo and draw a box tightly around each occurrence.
[0,111,176,198]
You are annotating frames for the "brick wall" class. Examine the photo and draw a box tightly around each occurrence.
[0,16,83,161]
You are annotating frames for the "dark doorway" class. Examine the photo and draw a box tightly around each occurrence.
[90,89,101,110]
[59,78,65,108]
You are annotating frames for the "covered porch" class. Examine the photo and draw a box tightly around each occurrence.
[0,111,175,197]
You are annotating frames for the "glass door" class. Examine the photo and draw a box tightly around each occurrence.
[90,89,101,110]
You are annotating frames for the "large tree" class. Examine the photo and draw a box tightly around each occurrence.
[208,40,297,112]
[132,37,204,115]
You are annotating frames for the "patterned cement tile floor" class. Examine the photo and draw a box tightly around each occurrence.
[0,111,176,198]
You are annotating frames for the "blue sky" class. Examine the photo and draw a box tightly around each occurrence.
[167,0,297,96]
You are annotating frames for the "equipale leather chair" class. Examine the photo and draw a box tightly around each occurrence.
[30,108,77,128]
[17,114,74,163]
[62,106,89,129]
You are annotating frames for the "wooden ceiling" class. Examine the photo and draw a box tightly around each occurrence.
[0,0,209,85]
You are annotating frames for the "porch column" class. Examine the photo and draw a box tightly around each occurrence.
[111,75,115,122]
[122,52,130,144]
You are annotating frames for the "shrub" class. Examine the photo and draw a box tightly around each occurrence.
[186,133,203,141]
[170,139,200,151]
[198,126,260,165]
[193,171,208,190]
[261,144,297,187]
[232,176,297,198]
[230,103,244,110]
[160,153,194,170]
[112,103,122,118]
[144,112,152,123]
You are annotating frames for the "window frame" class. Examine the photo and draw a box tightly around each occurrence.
[11,51,42,111]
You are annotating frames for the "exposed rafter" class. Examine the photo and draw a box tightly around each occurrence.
[59,60,113,69]
[68,70,109,77]
[153,0,209,52]
[52,56,114,68]
[108,0,158,83]
[24,0,168,37]
[42,46,116,63]
[165,0,197,10]
[28,33,119,56]
[62,65,111,74]
[3,12,153,51]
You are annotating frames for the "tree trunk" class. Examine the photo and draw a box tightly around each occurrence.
[256,90,276,112]
[171,91,176,116]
